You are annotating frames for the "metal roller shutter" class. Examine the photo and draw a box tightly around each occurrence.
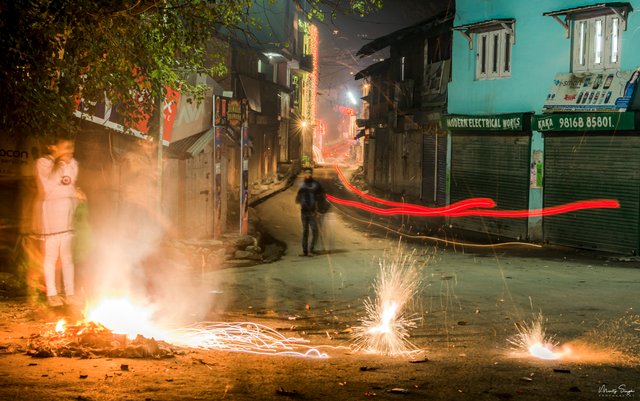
[544,135,640,254]
[421,133,437,202]
[436,132,447,206]
[450,133,530,240]
[373,128,390,189]
[421,132,448,205]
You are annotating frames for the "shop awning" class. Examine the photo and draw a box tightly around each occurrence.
[452,18,515,49]
[441,113,532,132]
[543,3,632,37]
[532,112,637,132]
[239,75,262,113]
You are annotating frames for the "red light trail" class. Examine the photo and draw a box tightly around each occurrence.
[329,165,620,218]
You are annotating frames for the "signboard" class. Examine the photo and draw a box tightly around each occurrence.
[441,113,527,131]
[532,112,636,132]
[0,136,39,178]
[543,70,639,112]
[75,87,180,145]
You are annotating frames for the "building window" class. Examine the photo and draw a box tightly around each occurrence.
[400,56,406,81]
[572,14,622,72]
[476,28,512,80]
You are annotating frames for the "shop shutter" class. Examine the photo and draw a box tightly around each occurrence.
[450,133,530,240]
[544,135,640,254]
[373,128,390,189]
[421,132,447,205]
[421,133,437,202]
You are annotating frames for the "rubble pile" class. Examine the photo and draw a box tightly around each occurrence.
[27,322,178,359]
[173,230,285,270]
[348,166,368,193]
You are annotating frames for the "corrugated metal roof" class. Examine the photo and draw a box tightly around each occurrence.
[167,128,213,159]
[356,10,454,58]
[354,59,391,80]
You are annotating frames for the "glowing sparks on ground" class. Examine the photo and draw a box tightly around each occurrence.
[508,314,571,360]
[353,251,422,356]
[60,298,329,359]
[168,322,329,358]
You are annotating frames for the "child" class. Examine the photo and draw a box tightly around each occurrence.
[34,135,85,307]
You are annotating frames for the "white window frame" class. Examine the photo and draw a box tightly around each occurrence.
[572,13,623,72]
[475,28,513,80]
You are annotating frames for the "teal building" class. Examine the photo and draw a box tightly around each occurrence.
[446,0,640,253]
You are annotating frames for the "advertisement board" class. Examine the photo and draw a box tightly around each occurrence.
[543,70,639,112]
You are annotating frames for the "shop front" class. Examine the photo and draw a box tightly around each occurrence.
[443,113,532,240]
[533,67,640,254]
[532,112,640,254]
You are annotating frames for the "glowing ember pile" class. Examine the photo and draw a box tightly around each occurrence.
[85,298,161,340]
[28,317,177,359]
[33,298,328,359]
[508,314,571,360]
[352,251,422,356]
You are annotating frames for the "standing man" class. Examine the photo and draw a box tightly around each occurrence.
[295,168,324,256]
[34,134,85,307]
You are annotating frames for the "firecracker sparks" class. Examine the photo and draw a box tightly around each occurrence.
[508,314,571,360]
[167,322,329,358]
[64,298,329,359]
[352,251,422,356]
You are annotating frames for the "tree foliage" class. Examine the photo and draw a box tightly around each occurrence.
[0,0,381,138]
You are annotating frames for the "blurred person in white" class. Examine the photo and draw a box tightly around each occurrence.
[34,134,85,307]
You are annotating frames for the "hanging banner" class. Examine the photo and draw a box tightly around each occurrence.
[75,86,180,145]
[543,69,640,112]
[240,99,250,235]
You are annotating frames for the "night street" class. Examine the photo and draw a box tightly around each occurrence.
[2,0,640,400]
[1,166,639,400]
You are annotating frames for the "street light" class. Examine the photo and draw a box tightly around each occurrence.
[347,91,357,105]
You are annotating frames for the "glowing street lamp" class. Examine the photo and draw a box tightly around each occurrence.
[347,91,357,105]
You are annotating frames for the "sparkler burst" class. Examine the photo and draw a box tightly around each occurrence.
[352,251,422,356]
[508,314,571,360]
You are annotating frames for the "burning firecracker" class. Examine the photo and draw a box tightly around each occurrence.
[508,313,571,360]
[352,250,422,356]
